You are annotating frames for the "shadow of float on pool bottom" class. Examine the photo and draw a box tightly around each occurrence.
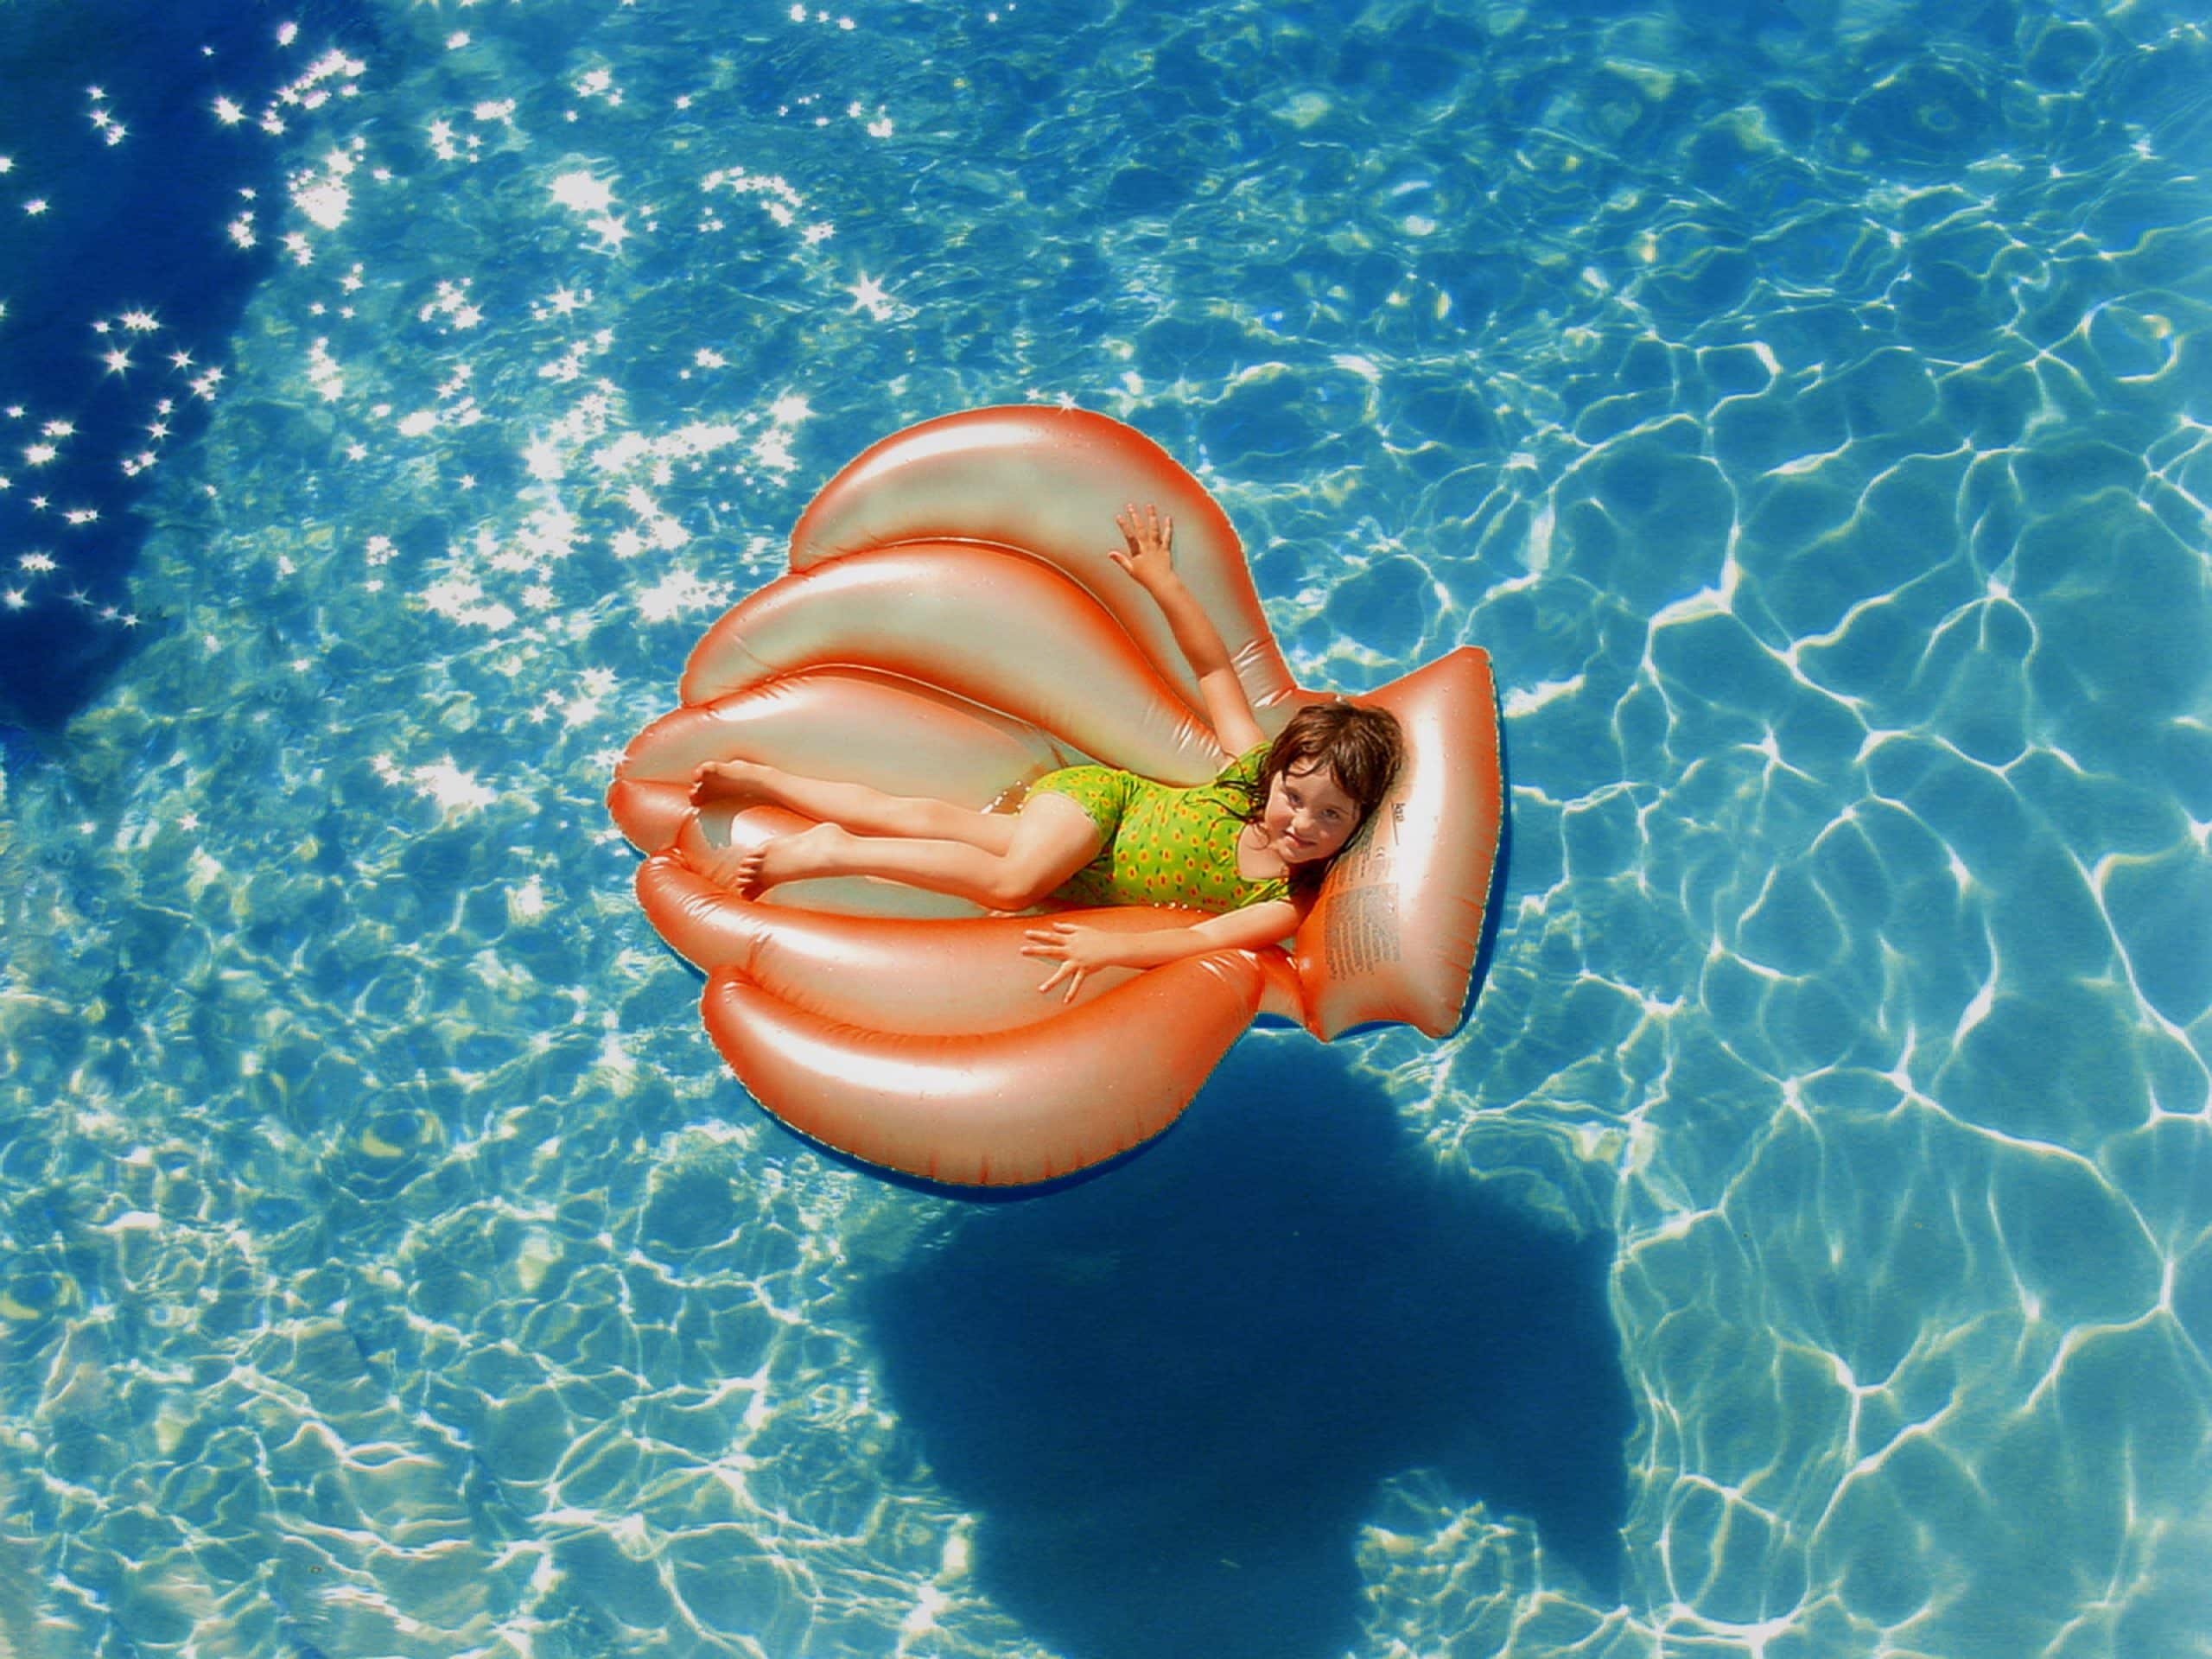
[860,1039,1631,1659]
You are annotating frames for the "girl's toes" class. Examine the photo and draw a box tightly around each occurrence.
[690,760,761,806]
[732,848,768,898]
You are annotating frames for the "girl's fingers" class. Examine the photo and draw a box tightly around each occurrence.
[1032,925,1094,997]
[1112,504,1171,558]
[1021,926,1074,965]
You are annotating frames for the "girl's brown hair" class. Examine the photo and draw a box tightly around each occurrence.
[1230,701,1406,894]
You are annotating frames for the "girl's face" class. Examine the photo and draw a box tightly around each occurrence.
[1262,761,1362,865]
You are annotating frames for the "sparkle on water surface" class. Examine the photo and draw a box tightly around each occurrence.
[1,1,2209,1656]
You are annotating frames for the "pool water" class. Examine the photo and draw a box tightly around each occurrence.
[3,1,2209,1655]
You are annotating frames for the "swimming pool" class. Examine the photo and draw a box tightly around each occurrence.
[2,0,2207,1654]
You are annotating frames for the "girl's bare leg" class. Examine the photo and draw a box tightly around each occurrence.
[693,759,1017,855]
[737,792,1101,911]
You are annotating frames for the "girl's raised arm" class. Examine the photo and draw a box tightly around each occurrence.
[1109,504,1267,758]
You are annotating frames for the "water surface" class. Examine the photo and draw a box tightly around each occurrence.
[2,1,2208,1655]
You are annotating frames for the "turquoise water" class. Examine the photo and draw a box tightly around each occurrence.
[3,1,2210,1654]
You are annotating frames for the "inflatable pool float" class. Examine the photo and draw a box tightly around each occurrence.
[610,406,1502,1185]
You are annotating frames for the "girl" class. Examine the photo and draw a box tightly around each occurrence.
[691,505,1404,1000]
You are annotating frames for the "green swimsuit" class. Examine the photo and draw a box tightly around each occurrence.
[1032,745,1292,912]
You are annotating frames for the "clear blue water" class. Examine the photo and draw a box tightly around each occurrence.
[3,1,2209,1655]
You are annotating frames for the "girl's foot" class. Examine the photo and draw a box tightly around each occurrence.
[690,758,768,807]
[733,822,849,896]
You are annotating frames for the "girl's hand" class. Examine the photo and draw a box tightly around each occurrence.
[1107,503,1177,592]
[1020,920,1122,1001]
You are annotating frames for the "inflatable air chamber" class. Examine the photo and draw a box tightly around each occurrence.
[610,406,1502,1185]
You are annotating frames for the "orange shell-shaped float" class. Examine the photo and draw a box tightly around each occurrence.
[611,406,1503,1186]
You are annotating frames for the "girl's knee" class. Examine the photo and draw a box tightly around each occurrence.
[976,793,1096,906]
[976,862,1058,910]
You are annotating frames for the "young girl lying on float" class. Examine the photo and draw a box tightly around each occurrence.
[693,504,1403,1001]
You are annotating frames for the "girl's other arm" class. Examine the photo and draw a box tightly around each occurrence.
[1020,899,1300,1000]
[1109,504,1267,757]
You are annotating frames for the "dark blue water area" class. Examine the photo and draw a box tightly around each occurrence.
[864,1040,1630,1659]
[0,0,378,734]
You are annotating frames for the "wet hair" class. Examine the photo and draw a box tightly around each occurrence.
[1228,701,1406,894]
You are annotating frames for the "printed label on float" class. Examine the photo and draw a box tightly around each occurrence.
[1325,882,1402,975]
[1323,802,1406,975]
